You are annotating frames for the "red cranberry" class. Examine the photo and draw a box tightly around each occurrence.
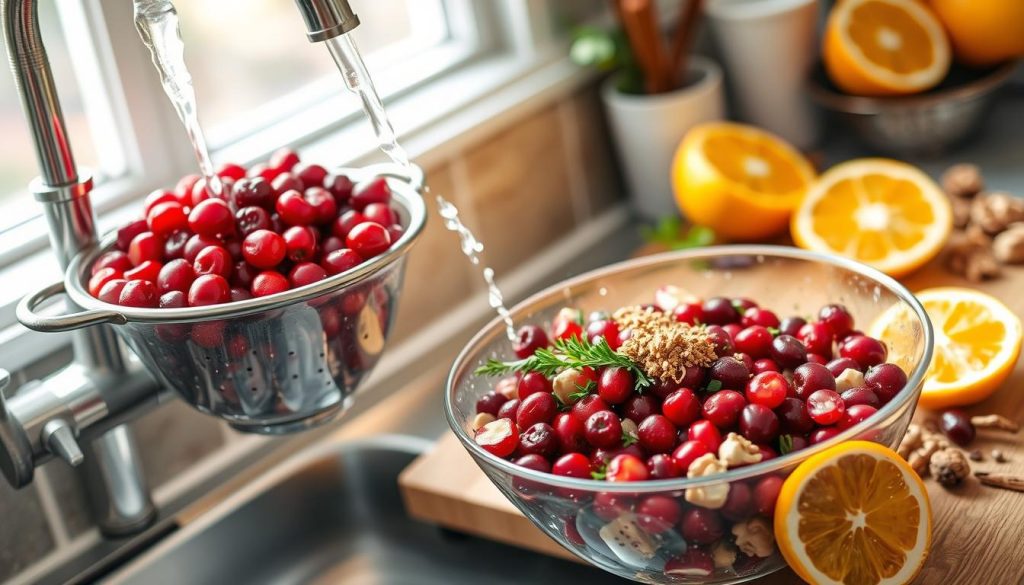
[597,367,633,404]
[742,307,780,329]
[146,202,188,236]
[89,267,124,298]
[128,231,163,265]
[680,365,706,389]
[476,391,508,415]
[319,249,359,276]
[739,404,780,443]
[746,371,789,409]
[118,280,158,308]
[517,422,558,458]
[584,410,622,448]
[216,162,246,181]
[269,148,300,173]
[709,356,750,390]
[671,440,709,472]
[723,323,742,340]
[98,279,129,304]
[242,229,286,269]
[593,492,635,521]
[775,397,814,434]
[771,334,808,369]
[792,362,836,400]
[553,413,586,453]
[702,390,746,428]
[233,261,258,288]
[346,222,392,259]
[733,297,758,311]
[839,335,887,369]
[621,394,659,424]
[362,202,396,227]
[232,177,275,210]
[124,260,162,283]
[116,220,148,252]
[193,246,233,279]
[183,234,219,263]
[662,388,701,427]
[665,550,714,577]
[753,358,779,374]
[586,320,622,350]
[637,414,676,454]
[826,357,862,377]
[837,404,878,430]
[517,392,557,428]
[235,206,272,236]
[681,508,724,544]
[552,318,583,342]
[688,420,722,452]
[158,290,186,309]
[175,174,201,198]
[276,190,317,226]
[637,495,682,534]
[294,163,328,188]
[819,303,855,338]
[142,189,182,216]
[332,210,368,239]
[779,316,807,337]
[606,454,649,482]
[863,363,907,403]
[252,270,289,297]
[324,172,354,203]
[722,482,755,521]
[92,251,133,275]
[271,172,303,196]
[571,394,609,424]
[798,322,833,357]
[841,387,881,408]
[806,389,845,425]
[754,476,784,516]
[321,235,345,256]
[514,453,550,474]
[810,426,842,444]
[161,230,189,260]
[939,410,975,446]
[187,274,230,306]
[552,452,591,478]
[789,435,809,452]
[189,199,235,237]
[702,296,739,325]
[475,418,519,458]
[734,325,773,359]
[157,259,196,294]
[350,177,391,210]
[673,302,704,325]
[513,325,549,359]
[305,187,338,224]
[516,372,551,400]
[705,325,734,355]
[646,454,681,479]
[230,288,252,303]
[283,226,318,262]
[497,398,521,421]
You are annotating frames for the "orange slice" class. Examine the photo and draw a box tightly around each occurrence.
[870,287,1022,410]
[672,122,816,241]
[791,158,952,278]
[775,441,932,585]
[824,0,951,96]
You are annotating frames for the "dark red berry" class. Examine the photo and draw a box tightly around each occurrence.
[681,508,724,544]
[826,357,862,377]
[863,363,907,403]
[705,325,734,355]
[232,177,275,209]
[321,248,361,275]
[516,371,552,399]
[476,391,508,416]
[739,403,780,443]
[688,420,722,452]
[128,231,163,265]
[673,302,704,325]
[235,206,272,236]
[806,389,845,425]
[939,409,975,446]
[193,246,233,279]
[819,304,855,338]
[188,199,235,237]
[251,271,289,297]
[118,280,158,308]
[157,259,196,294]
[294,163,328,188]
[187,274,230,306]
[662,388,701,426]
[584,410,623,448]
[116,219,148,252]
[242,229,286,269]
[839,335,887,369]
[637,414,676,454]
[702,297,739,325]
[791,362,836,400]
[305,187,338,225]
[775,397,814,434]
[754,476,784,516]
[709,356,750,390]
[841,386,881,408]
[553,413,586,453]
[346,222,392,259]
[771,334,808,369]
[283,225,318,262]
[517,392,557,428]
[646,454,681,479]
[289,262,327,287]
[637,495,682,534]
[671,440,709,472]
[350,177,391,210]
[798,322,833,357]
[622,394,659,424]
[513,325,549,359]
[517,422,558,458]
[779,316,806,337]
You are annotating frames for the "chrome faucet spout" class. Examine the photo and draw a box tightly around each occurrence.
[293,0,360,42]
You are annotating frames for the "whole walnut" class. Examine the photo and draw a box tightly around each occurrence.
[993,224,1024,264]
[970,192,1024,234]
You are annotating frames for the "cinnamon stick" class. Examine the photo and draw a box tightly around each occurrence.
[669,0,704,87]
[975,472,1024,492]
[619,0,670,93]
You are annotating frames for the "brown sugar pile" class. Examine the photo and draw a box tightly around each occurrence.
[612,306,716,383]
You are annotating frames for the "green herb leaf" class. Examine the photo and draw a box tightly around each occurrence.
[622,433,638,447]
[591,464,608,481]
[779,434,794,455]
[731,300,746,313]
[568,379,596,402]
[640,217,715,251]
[704,379,723,393]
[767,327,781,336]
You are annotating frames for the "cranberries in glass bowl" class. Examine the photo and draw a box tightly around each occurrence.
[18,159,426,434]
[445,246,932,584]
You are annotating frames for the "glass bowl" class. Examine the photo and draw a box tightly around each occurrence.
[445,246,932,584]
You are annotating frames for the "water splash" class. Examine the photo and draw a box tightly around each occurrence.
[133,0,223,197]
[325,34,517,341]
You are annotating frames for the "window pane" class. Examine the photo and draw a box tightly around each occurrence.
[0,3,100,224]
[175,0,448,144]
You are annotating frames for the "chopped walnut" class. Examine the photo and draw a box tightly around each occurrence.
[711,540,738,569]
[732,518,775,558]
[897,424,923,459]
[718,432,762,468]
[552,368,584,405]
[909,439,942,477]
[970,192,1024,234]
[471,412,496,432]
[834,368,865,393]
[621,418,639,443]
[951,196,972,229]
[993,224,1024,264]
[942,163,984,199]
[685,453,730,509]
[930,448,970,487]
[945,225,1001,282]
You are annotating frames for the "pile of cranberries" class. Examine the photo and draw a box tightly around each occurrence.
[471,295,909,575]
[86,148,405,309]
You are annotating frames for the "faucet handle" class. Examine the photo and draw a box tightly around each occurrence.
[0,369,34,487]
[43,420,83,467]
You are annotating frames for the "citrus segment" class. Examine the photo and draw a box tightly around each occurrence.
[776,441,932,585]
[791,159,952,278]
[824,0,951,96]
[673,122,815,241]
[870,288,1022,409]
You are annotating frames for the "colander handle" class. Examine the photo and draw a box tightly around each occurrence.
[17,281,127,332]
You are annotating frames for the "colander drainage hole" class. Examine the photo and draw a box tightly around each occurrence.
[288,351,295,356]
[250,387,258,393]
[317,368,323,373]
[246,367,252,372]
[319,352,324,358]
[292,374,298,379]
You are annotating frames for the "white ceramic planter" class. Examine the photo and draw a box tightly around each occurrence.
[602,55,725,221]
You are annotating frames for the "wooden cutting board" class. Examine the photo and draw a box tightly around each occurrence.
[399,260,1024,584]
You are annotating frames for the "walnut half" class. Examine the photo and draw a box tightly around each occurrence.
[993,224,1024,264]
[945,225,1001,282]
[732,518,775,558]
[970,192,1024,235]
[685,453,730,509]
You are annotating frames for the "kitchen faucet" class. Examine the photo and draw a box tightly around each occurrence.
[0,0,361,536]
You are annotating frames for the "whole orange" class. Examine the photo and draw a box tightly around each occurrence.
[929,0,1024,66]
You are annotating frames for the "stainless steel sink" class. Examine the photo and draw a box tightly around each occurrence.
[108,435,627,584]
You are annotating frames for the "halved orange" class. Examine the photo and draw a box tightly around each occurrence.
[791,158,952,278]
[870,287,1022,410]
[672,122,816,241]
[824,0,951,96]
[775,441,932,585]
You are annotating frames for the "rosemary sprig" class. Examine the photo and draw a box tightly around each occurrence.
[779,434,794,455]
[475,335,652,392]
[622,432,638,447]
[568,379,596,402]
[591,463,608,480]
